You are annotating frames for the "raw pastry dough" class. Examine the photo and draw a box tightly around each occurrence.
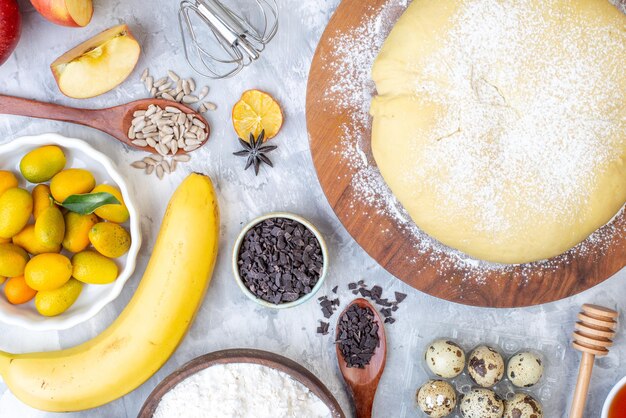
[371,0,626,264]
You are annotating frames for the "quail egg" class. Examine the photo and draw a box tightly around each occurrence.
[425,339,466,378]
[460,388,504,418]
[503,393,543,418]
[416,380,457,418]
[507,352,544,388]
[468,345,505,387]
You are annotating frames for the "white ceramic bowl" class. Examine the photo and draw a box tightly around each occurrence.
[0,133,142,331]
[232,212,329,309]
[602,375,626,417]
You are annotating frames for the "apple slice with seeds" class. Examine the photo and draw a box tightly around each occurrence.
[51,24,141,99]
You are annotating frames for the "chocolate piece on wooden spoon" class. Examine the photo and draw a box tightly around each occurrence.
[0,95,210,155]
[336,298,387,418]
[569,304,618,418]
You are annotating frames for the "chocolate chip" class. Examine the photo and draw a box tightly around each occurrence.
[336,305,380,368]
[237,217,324,305]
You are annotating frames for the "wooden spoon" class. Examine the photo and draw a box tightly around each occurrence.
[0,94,210,155]
[336,298,387,418]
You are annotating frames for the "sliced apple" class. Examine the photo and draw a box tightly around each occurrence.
[30,0,92,27]
[51,24,141,99]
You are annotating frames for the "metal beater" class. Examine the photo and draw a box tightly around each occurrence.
[178,0,279,79]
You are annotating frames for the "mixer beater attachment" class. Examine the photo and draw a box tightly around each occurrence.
[179,0,278,79]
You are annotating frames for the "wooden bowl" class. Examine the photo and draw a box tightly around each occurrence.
[305,0,626,308]
[138,349,346,418]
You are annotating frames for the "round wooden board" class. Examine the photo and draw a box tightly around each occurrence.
[138,349,346,418]
[305,0,626,308]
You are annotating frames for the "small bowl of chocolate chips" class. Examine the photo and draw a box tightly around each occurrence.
[233,212,329,309]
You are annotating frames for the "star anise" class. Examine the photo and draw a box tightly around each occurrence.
[233,130,277,176]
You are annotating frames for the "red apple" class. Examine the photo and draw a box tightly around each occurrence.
[30,0,92,27]
[0,0,21,65]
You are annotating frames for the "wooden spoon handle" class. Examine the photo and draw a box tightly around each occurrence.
[351,386,375,418]
[569,352,595,418]
[0,94,104,130]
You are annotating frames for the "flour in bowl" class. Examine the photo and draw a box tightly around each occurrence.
[153,363,333,418]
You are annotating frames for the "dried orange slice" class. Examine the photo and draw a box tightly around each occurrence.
[232,89,283,141]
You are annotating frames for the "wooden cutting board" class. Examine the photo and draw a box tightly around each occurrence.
[305,0,626,307]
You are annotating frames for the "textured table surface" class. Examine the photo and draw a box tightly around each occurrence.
[1,0,625,417]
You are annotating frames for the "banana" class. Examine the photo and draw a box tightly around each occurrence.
[0,173,220,412]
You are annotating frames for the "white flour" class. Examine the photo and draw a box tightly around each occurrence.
[153,363,333,418]
[321,0,626,283]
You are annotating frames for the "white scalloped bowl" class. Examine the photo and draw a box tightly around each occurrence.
[0,133,142,331]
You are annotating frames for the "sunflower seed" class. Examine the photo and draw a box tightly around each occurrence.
[146,165,155,175]
[144,157,158,165]
[175,91,184,102]
[174,154,191,162]
[165,106,181,114]
[192,119,206,129]
[145,76,153,90]
[199,103,207,113]
[182,95,199,104]
[158,82,172,92]
[161,161,171,174]
[152,154,164,162]
[136,132,145,139]
[170,159,177,172]
[204,102,217,111]
[142,125,157,134]
[188,78,196,92]
[170,141,179,154]
[198,86,209,100]
[145,105,158,116]
[133,110,146,117]
[128,126,137,140]
[141,69,149,82]
[161,134,174,144]
[131,161,147,169]
[150,87,157,97]
[154,77,168,88]
[156,164,164,179]
[185,139,202,146]
[184,132,197,140]
[162,92,175,101]
[159,125,173,135]
[156,145,168,157]
[178,138,186,148]
[176,113,186,125]
[184,144,200,152]
[144,132,159,139]
[132,139,148,147]
[168,70,180,82]
[183,80,191,95]
[133,120,146,133]
[147,137,157,148]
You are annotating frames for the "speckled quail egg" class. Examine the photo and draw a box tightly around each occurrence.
[468,345,505,387]
[425,339,466,378]
[460,388,504,418]
[507,352,544,388]
[416,380,457,418]
[503,393,543,418]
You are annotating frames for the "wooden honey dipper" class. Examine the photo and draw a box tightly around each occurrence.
[569,304,619,418]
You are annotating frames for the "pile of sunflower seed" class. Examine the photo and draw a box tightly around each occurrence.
[129,69,217,179]
[128,104,208,154]
[140,69,216,113]
[130,154,190,180]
